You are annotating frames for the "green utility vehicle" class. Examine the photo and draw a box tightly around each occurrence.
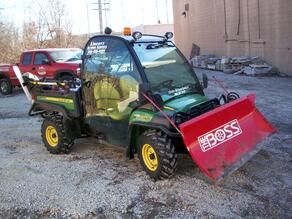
[22,30,275,181]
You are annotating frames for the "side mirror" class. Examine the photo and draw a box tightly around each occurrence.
[138,83,151,103]
[202,73,208,89]
[42,59,51,65]
[138,83,164,109]
[151,93,164,109]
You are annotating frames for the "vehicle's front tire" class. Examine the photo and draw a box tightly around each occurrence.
[138,129,178,180]
[0,78,12,95]
[41,115,74,154]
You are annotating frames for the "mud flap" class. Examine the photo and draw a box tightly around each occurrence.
[179,94,276,182]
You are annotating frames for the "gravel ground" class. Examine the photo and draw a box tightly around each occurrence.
[0,69,291,218]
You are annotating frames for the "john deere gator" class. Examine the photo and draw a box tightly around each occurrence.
[17,28,275,181]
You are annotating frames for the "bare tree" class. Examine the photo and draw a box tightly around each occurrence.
[0,20,21,63]
[0,0,83,64]
[28,0,74,48]
[22,22,38,49]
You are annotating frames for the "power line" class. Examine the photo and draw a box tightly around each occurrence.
[0,5,16,10]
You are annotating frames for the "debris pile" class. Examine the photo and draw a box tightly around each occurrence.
[191,55,280,76]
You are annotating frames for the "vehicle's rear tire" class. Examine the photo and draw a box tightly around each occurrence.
[41,115,74,154]
[138,129,178,180]
[0,78,12,95]
[59,74,74,82]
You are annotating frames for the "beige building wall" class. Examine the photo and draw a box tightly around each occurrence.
[173,0,292,75]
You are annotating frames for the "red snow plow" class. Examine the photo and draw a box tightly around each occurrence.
[180,94,276,181]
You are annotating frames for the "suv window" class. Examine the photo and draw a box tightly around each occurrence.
[34,53,49,65]
[22,53,32,65]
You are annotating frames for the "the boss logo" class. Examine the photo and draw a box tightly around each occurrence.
[198,119,242,152]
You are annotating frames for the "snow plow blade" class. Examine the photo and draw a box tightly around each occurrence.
[179,94,276,182]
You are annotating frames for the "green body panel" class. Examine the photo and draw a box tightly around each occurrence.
[37,96,75,111]
[128,94,209,153]
[163,93,208,113]
[129,109,154,123]
[130,94,208,124]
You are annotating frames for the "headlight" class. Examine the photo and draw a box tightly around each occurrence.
[175,116,182,125]
[173,113,185,125]
[76,68,81,76]
[132,31,143,40]
[165,32,174,40]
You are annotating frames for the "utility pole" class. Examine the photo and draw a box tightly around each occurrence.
[121,1,125,26]
[98,0,103,34]
[92,0,110,34]
[103,1,110,27]
[165,0,169,24]
[86,0,90,36]
[91,0,103,34]
[155,0,160,24]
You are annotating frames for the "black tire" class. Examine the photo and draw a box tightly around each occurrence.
[138,129,178,180]
[0,78,12,95]
[41,115,74,154]
[59,74,74,82]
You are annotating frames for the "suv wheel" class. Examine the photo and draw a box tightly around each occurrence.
[138,129,178,180]
[0,78,12,95]
[59,75,74,82]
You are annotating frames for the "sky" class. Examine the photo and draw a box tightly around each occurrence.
[0,0,173,34]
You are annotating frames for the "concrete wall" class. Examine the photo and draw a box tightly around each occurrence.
[173,0,292,75]
[133,24,175,42]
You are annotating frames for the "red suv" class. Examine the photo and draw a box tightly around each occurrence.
[0,48,82,95]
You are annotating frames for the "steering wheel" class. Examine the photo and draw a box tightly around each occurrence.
[153,80,174,90]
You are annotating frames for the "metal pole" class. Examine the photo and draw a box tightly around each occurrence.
[121,1,125,26]
[155,0,159,23]
[257,0,261,39]
[166,0,169,24]
[104,1,110,27]
[86,0,90,36]
[98,0,103,34]
[105,8,108,27]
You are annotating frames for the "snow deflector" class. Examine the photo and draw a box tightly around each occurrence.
[179,94,276,182]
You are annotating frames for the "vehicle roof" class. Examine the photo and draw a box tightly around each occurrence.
[24,48,83,53]
[121,35,167,43]
[93,34,168,43]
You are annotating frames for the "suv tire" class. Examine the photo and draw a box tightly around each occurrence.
[0,78,12,95]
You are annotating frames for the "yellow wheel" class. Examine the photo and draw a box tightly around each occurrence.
[138,130,177,180]
[142,144,158,172]
[45,126,59,147]
[41,116,74,154]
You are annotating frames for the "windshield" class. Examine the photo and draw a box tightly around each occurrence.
[133,42,201,101]
[49,49,82,62]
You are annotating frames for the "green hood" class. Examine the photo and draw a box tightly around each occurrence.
[163,93,208,112]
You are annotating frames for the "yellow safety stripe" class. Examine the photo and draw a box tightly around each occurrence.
[38,96,74,104]
[164,106,175,111]
[31,82,66,86]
